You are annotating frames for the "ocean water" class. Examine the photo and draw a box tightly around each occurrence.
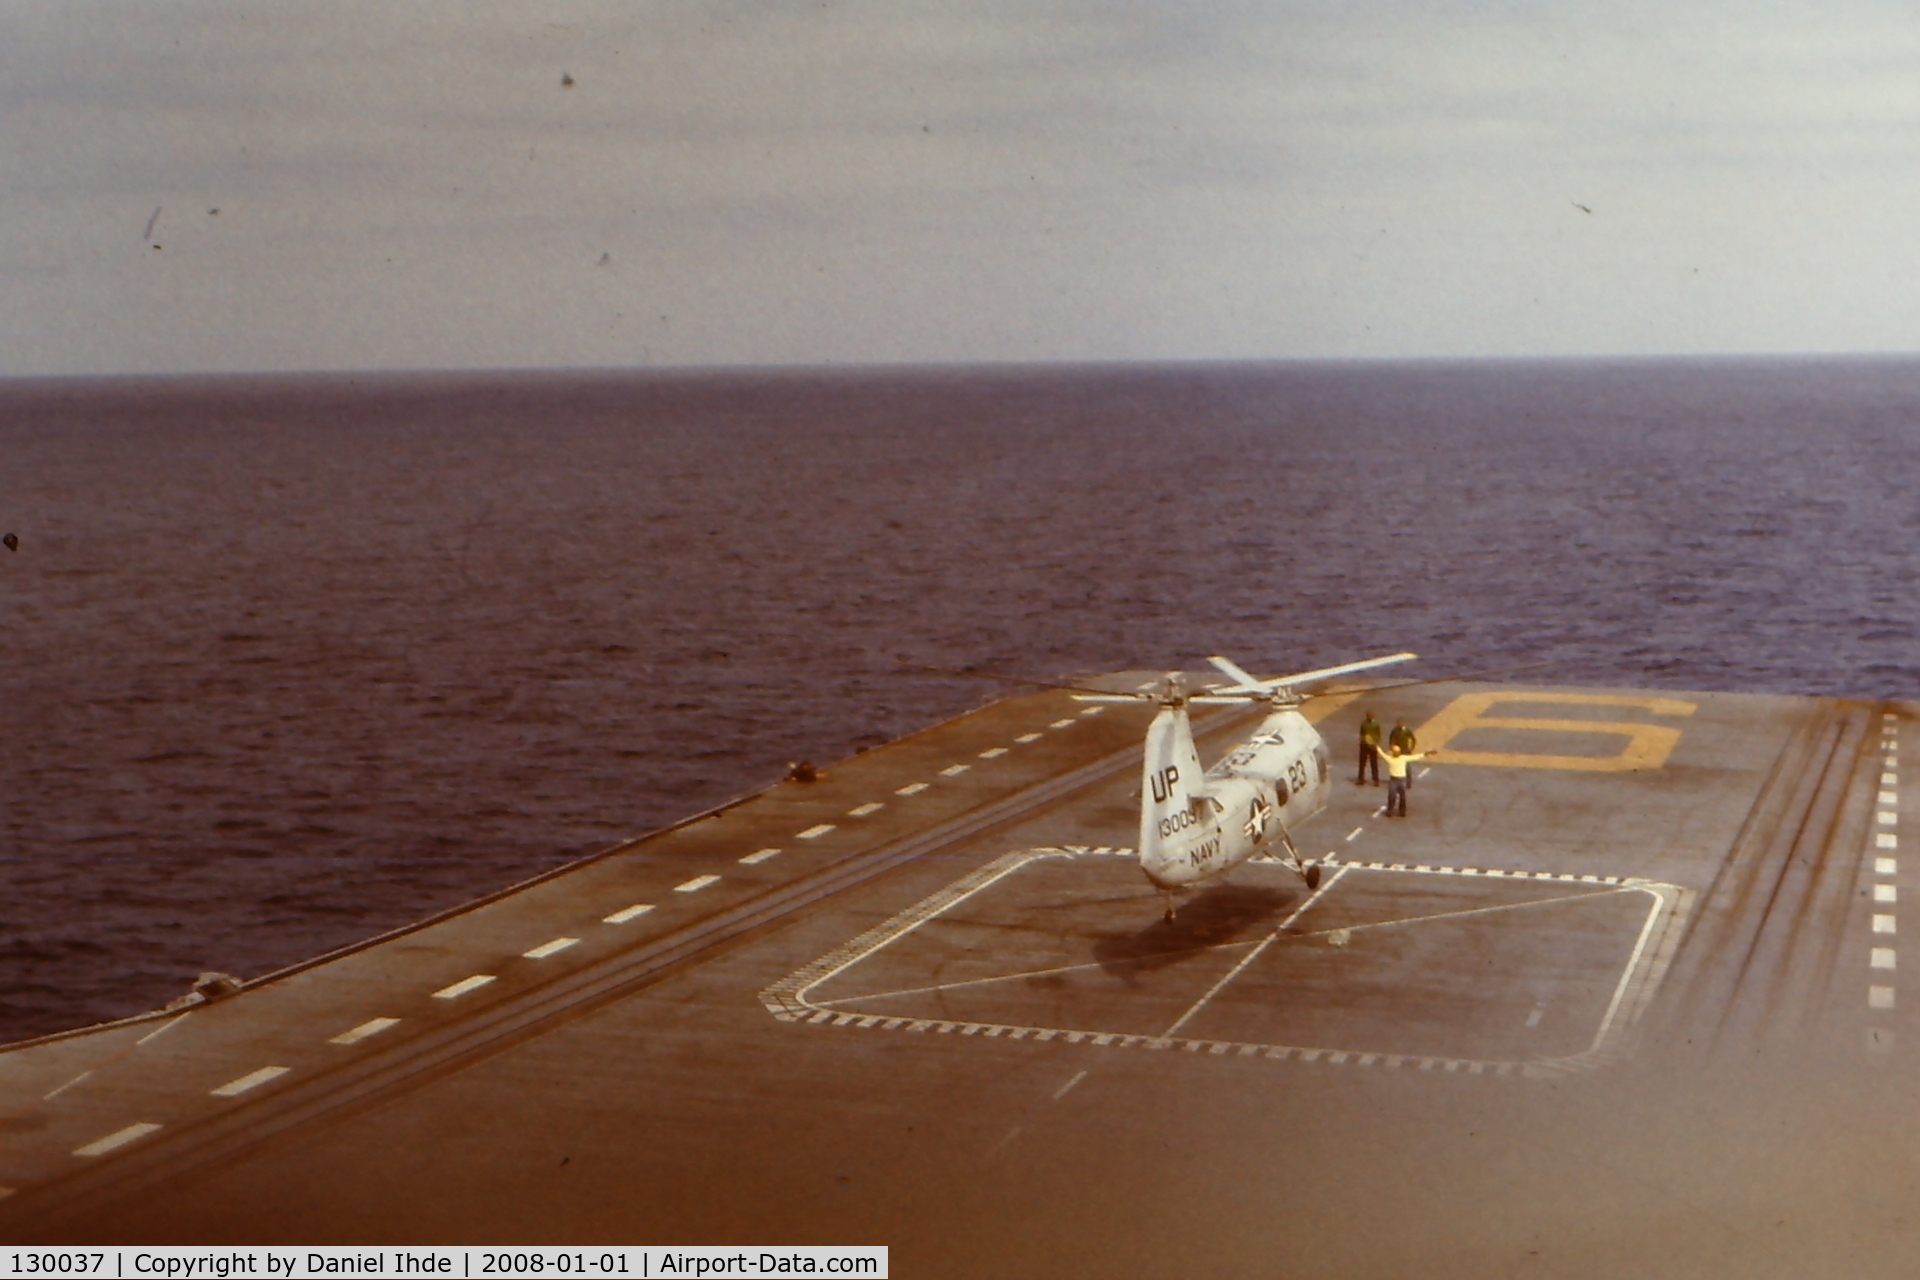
[2,358,1918,1042]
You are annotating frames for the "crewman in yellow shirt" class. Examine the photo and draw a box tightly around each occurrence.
[1382,742,1437,817]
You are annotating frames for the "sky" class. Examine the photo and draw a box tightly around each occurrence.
[4,1,1920,376]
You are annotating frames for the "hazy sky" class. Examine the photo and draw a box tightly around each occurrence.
[5,1,1920,375]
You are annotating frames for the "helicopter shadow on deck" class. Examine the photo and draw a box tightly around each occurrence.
[1091,882,1293,985]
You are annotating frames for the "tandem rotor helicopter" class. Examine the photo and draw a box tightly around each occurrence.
[915,651,1421,921]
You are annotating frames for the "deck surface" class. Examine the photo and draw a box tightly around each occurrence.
[1,677,1912,1277]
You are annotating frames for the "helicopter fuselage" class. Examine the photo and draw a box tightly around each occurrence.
[1138,704,1330,890]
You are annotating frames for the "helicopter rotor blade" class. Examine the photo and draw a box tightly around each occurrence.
[894,661,1150,700]
[1204,651,1419,694]
[1206,655,1265,691]
[1298,659,1554,702]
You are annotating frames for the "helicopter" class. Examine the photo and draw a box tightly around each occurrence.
[1077,652,1418,919]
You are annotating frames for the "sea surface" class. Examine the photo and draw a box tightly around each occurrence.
[3,358,1919,1043]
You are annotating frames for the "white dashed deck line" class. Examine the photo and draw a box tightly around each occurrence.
[1050,719,1076,729]
[740,848,782,865]
[210,1065,290,1098]
[1867,731,1899,1049]
[1080,706,1105,716]
[979,747,1009,759]
[896,782,930,796]
[74,1123,161,1158]
[137,1014,191,1046]
[847,802,885,817]
[330,1017,400,1046]
[939,764,970,777]
[433,975,496,1000]
[675,874,721,893]
[42,1071,92,1102]
[1015,733,1043,743]
[1345,828,1363,842]
[797,823,836,839]
[1052,1070,1088,1100]
[604,903,654,924]
[523,937,580,959]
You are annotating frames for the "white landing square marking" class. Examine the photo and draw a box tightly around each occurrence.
[1879,812,1898,826]
[1016,733,1043,743]
[604,903,654,923]
[1050,719,1076,729]
[979,747,1009,759]
[1879,833,1900,849]
[1875,884,1899,903]
[1881,791,1899,806]
[1884,773,1900,786]
[433,975,496,1000]
[1877,857,1899,875]
[1872,948,1897,970]
[211,1065,290,1098]
[1873,915,1897,934]
[848,802,885,817]
[74,1123,161,1158]
[740,848,781,865]
[798,823,836,839]
[1870,986,1896,1010]
[675,874,721,893]
[523,937,580,959]
[330,1017,399,1045]
[939,764,970,777]
[764,850,1677,1078]
[896,782,929,796]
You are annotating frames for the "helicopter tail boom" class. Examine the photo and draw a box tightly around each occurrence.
[1139,703,1213,879]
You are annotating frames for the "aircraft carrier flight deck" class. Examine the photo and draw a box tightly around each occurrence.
[1,675,1913,1277]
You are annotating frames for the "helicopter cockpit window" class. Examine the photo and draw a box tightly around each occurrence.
[1273,779,1289,807]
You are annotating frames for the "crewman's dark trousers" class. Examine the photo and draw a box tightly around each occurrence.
[1356,743,1380,785]
[1386,777,1409,816]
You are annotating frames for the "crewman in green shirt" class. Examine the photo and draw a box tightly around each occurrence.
[1356,711,1382,786]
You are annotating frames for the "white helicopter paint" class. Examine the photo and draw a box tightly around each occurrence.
[1082,652,1417,919]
